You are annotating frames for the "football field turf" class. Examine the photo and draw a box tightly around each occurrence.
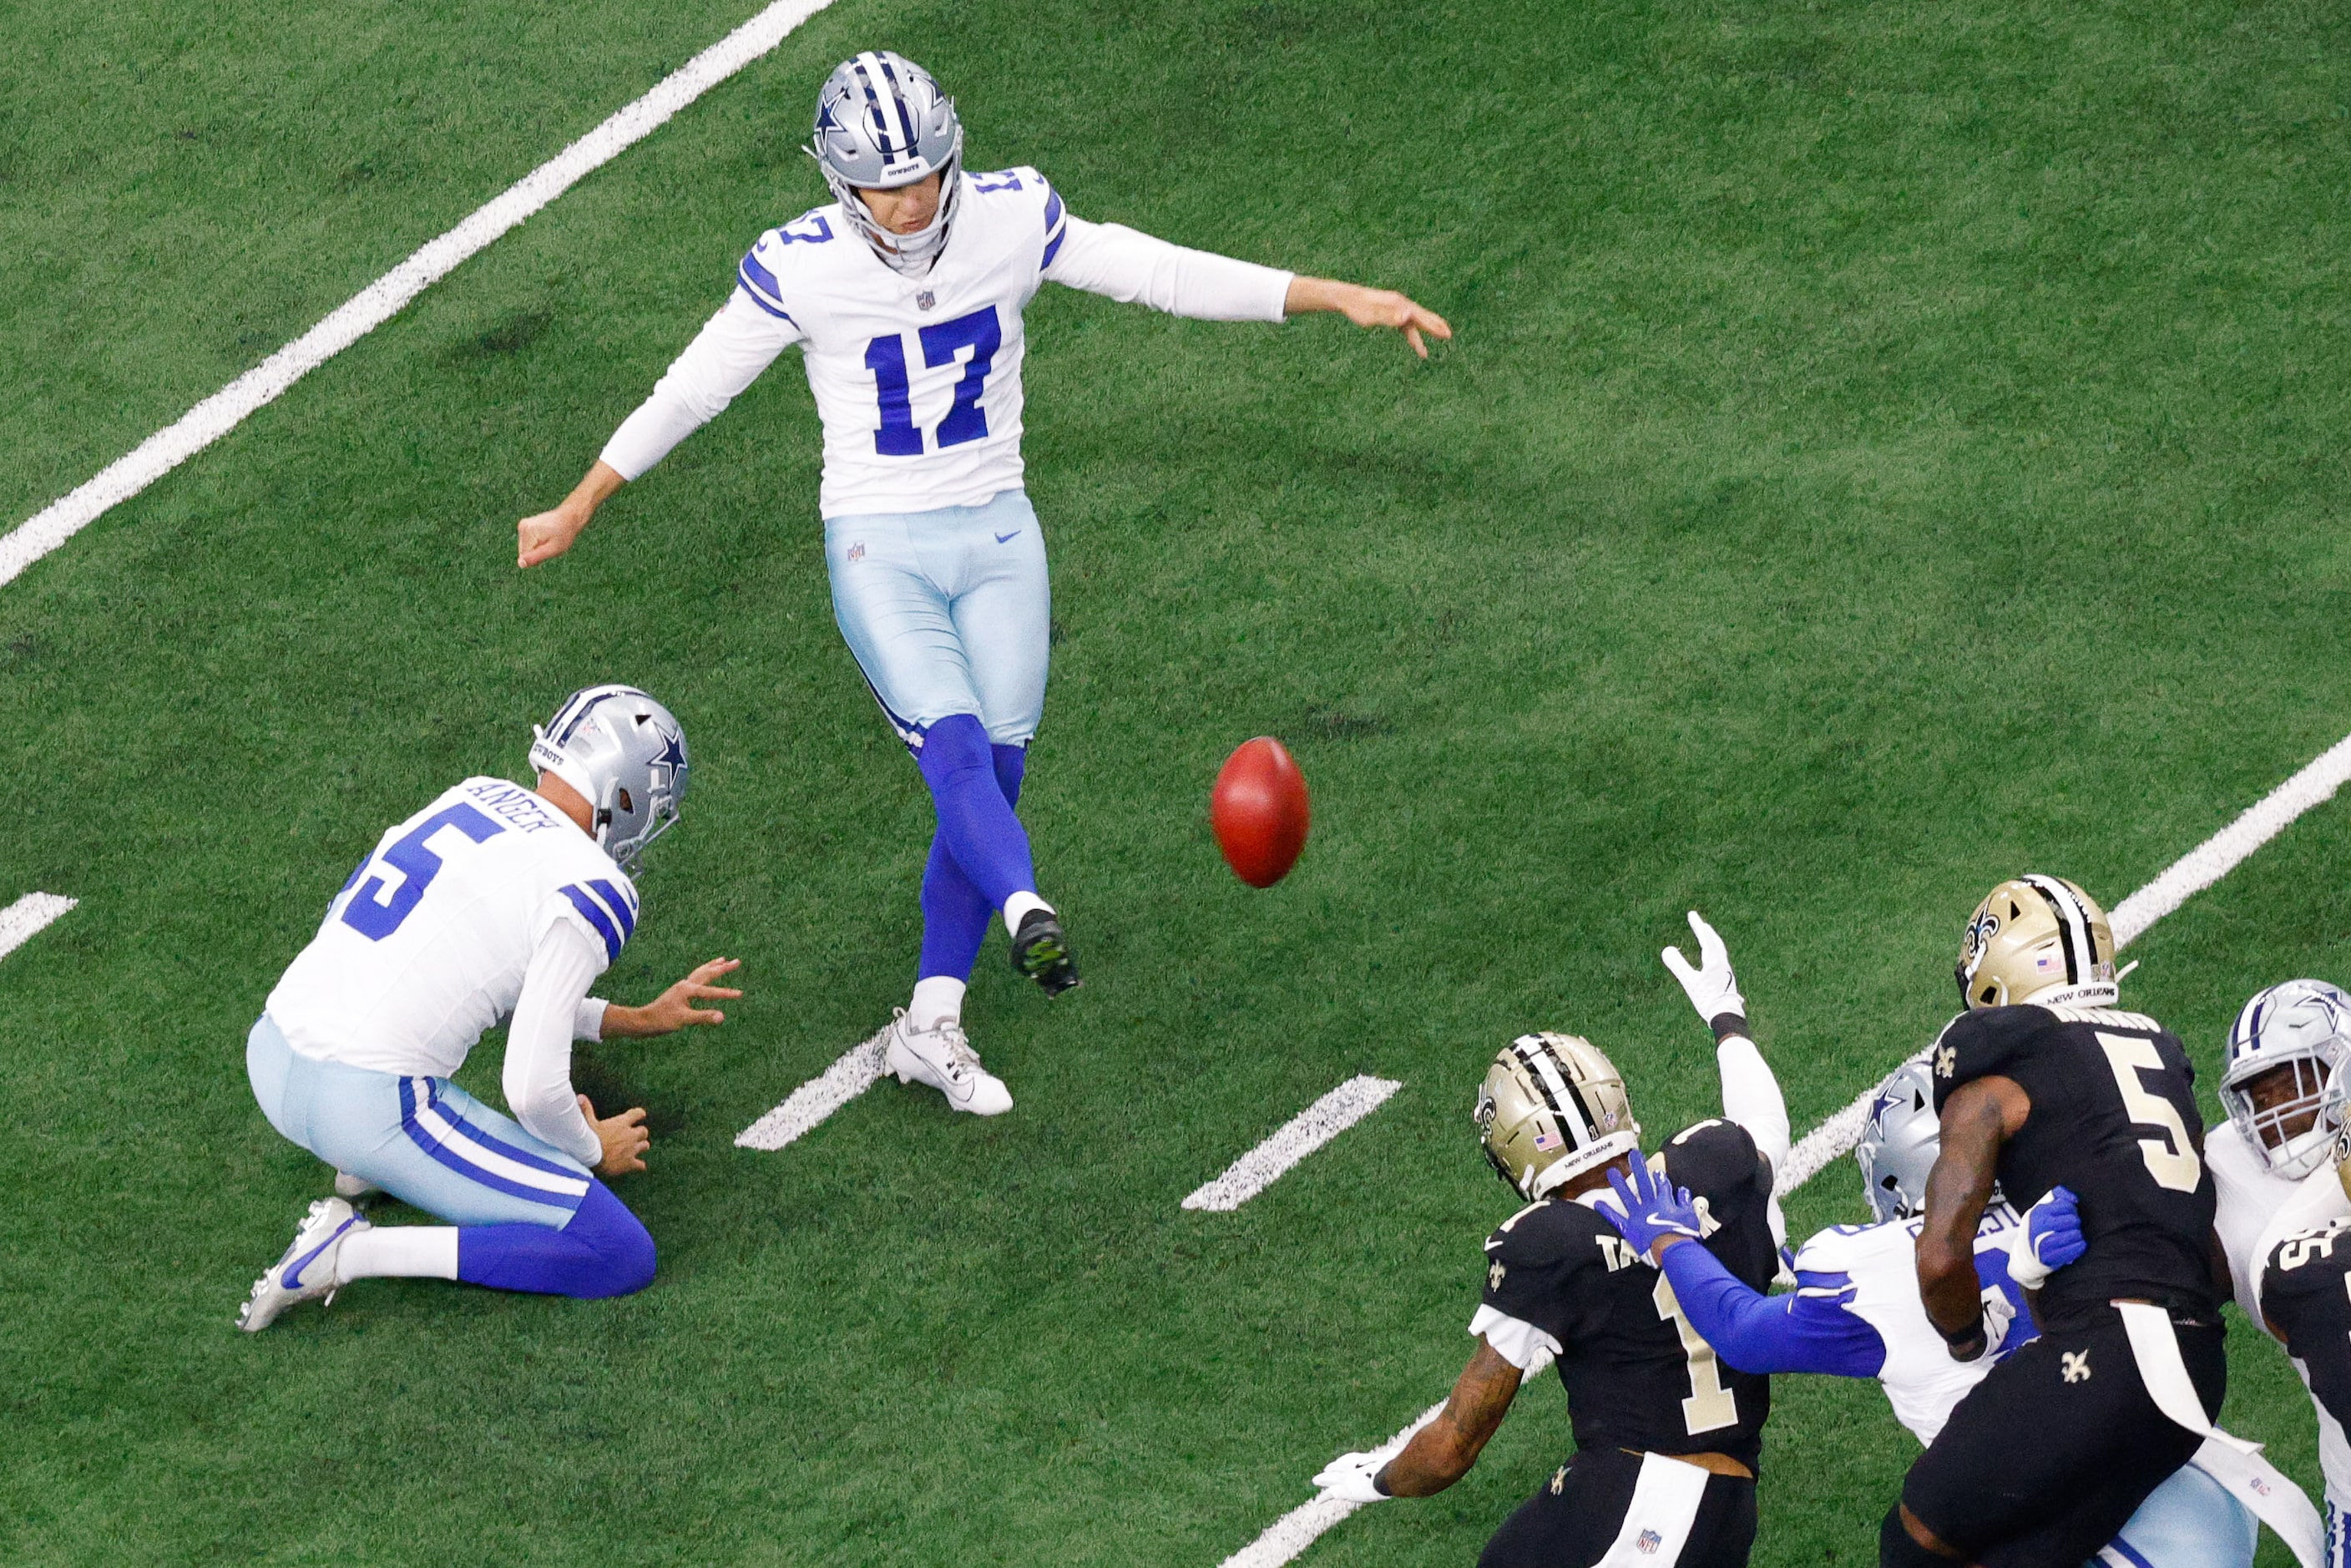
[7,0,2351,1561]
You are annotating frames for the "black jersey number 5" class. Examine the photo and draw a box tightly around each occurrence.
[2096,1032,2203,1195]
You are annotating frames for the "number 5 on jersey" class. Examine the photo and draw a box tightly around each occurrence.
[2096,1031,2203,1194]
[866,306,1001,455]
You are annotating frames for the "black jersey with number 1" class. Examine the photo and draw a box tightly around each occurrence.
[1929,1003,2219,1330]
[1479,1118,1778,1473]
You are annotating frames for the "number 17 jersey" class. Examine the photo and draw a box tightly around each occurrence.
[1477,1120,1779,1473]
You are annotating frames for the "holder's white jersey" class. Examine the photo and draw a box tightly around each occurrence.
[599,166,1292,518]
[1790,1203,2031,1445]
[267,777,636,1080]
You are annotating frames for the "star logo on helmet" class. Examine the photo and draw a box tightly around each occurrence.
[1936,1045,1956,1077]
[653,729,687,785]
[814,97,847,139]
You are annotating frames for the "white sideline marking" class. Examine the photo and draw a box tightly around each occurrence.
[0,893,76,963]
[734,1024,889,1151]
[0,0,840,589]
[1183,1076,1404,1211]
[1236,726,2351,1564]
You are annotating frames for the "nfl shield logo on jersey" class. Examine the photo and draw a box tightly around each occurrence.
[917,289,937,311]
[1636,1528,1663,1554]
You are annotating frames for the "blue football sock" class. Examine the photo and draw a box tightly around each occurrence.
[917,714,1037,911]
[454,1179,656,1299]
[916,737,1029,983]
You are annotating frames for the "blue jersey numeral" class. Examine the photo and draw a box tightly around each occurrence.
[340,802,506,941]
[865,335,924,456]
[862,306,1002,455]
[969,171,1024,194]
[776,212,834,244]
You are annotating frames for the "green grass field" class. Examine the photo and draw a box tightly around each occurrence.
[7,0,2351,1561]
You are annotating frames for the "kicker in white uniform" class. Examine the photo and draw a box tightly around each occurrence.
[238,685,741,1331]
[518,50,1449,1118]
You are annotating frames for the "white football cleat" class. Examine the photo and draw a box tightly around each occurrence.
[332,1171,381,1201]
[884,1009,1013,1116]
[238,1196,369,1333]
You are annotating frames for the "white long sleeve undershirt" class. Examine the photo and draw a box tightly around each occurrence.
[503,921,612,1168]
[598,214,1293,484]
[1716,1030,1792,1252]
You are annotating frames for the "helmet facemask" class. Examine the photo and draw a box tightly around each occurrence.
[2223,980,2351,1177]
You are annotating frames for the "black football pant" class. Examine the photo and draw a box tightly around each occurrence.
[1895,1313,2224,1567]
[1480,1448,1757,1568]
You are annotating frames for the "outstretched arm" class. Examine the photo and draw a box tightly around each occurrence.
[1282,276,1452,359]
[518,291,799,568]
[1044,215,1449,356]
[1378,1340,1523,1496]
[1655,1237,1885,1376]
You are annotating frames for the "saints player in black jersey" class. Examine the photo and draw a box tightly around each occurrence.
[2260,1206,2351,1556]
[1888,875,2227,1567]
[1314,914,1789,1568]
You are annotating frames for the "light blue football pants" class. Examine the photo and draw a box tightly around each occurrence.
[824,488,1049,747]
[2093,1461,2258,1567]
[247,1014,592,1228]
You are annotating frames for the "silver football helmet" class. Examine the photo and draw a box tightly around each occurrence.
[1855,1057,1941,1222]
[807,50,963,275]
[527,685,690,868]
[2223,979,2351,1177]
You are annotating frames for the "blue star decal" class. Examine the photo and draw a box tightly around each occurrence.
[814,97,847,140]
[654,729,689,781]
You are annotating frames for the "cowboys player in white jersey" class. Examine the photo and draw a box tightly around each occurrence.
[2208,981,2351,1556]
[514,50,1449,1116]
[237,685,741,1330]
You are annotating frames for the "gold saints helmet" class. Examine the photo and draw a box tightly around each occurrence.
[1954,874,2118,1010]
[1475,1033,1642,1200]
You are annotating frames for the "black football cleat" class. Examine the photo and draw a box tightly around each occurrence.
[1010,908,1080,997]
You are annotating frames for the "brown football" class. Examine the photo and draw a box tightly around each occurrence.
[1211,736,1310,888]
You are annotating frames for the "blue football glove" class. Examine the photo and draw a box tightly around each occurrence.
[1604,1156,1706,1259]
[2008,1185,2086,1290]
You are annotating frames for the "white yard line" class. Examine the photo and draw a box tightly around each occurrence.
[1183,1076,1404,1212]
[0,0,841,589]
[0,893,76,964]
[1234,725,2351,1565]
[734,1024,889,1151]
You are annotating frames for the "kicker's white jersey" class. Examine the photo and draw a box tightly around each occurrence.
[1791,1203,2030,1445]
[599,167,1292,518]
[266,777,635,1079]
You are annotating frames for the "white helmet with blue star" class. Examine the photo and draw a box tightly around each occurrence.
[806,50,963,275]
[528,685,690,869]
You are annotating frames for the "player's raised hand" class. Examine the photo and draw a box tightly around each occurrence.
[1662,911,1747,1032]
[582,1093,651,1176]
[606,957,743,1037]
[1283,276,1454,358]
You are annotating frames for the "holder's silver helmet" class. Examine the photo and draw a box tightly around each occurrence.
[528,685,690,869]
[1855,1057,1941,1222]
[807,50,963,276]
[2222,979,2351,1177]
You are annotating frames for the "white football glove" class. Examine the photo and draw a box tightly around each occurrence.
[1661,911,1747,1029]
[1949,1287,2018,1363]
[1312,1450,1392,1503]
